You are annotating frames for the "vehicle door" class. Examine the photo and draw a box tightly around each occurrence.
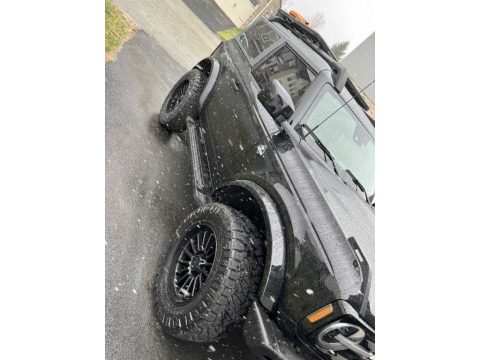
[201,20,284,187]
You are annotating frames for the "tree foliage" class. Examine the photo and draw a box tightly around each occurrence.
[281,0,295,10]
[309,12,326,31]
[331,41,350,60]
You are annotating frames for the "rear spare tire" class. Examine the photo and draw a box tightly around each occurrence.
[154,203,264,342]
[158,69,205,133]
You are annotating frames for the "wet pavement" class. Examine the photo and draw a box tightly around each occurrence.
[105,30,256,360]
[112,0,220,69]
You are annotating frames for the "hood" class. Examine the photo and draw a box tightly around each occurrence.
[301,158,375,325]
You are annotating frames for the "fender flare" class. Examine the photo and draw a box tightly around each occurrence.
[213,180,286,312]
[193,57,220,112]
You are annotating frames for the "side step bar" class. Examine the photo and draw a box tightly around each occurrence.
[186,116,211,206]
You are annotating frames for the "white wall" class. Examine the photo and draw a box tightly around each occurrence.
[282,0,374,55]
[341,33,375,101]
[214,0,256,27]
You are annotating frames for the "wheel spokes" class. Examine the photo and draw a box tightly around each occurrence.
[189,238,197,254]
[167,80,189,112]
[173,227,216,301]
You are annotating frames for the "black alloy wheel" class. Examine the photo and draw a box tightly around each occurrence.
[166,80,189,113]
[173,226,216,301]
[158,69,206,133]
[154,203,264,342]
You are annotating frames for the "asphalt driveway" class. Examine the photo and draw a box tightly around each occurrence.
[105,31,255,360]
[112,0,220,69]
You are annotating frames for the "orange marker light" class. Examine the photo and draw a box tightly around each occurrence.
[307,304,334,324]
[289,10,309,25]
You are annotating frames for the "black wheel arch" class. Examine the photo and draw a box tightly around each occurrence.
[213,180,291,313]
[192,57,220,113]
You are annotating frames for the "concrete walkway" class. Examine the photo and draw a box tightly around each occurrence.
[113,0,221,69]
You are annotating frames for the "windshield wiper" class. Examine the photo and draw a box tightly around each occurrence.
[301,125,372,205]
[345,169,371,205]
[301,124,338,174]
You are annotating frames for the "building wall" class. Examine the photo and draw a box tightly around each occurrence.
[242,0,282,28]
[182,0,235,32]
[341,32,375,102]
[214,0,256,27]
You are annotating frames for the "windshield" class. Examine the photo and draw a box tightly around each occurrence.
[302,85,375,198]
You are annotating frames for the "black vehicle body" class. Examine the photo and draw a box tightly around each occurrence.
[166,10,374,359]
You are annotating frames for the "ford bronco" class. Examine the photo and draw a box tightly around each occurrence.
[154,9,375,360]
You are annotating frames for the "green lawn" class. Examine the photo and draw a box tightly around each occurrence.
[217,27,243,41]
[105,0,135,60]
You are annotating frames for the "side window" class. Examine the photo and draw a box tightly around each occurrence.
[252,46,314,105]
[238,20,281,59]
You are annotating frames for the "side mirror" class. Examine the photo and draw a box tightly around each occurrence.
[257,79,295,123]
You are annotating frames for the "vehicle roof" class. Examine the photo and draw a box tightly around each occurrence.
[269,20,333,75]
[266,19,375,138]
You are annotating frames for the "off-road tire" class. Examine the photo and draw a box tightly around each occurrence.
[158,69,206,133]
[154,203,264,342]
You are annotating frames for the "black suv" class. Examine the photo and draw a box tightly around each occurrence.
[154,10,375,360]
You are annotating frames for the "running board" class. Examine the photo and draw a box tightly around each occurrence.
[186,116,211,206]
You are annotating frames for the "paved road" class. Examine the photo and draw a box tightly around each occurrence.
[105,30,256,360]
[113,0,221,69]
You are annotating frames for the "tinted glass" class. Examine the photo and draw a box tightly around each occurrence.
[252,46,314,104]
[238,20,281,59]
[303,86,375,197]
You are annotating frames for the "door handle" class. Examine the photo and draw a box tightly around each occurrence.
[230,78,240,93]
